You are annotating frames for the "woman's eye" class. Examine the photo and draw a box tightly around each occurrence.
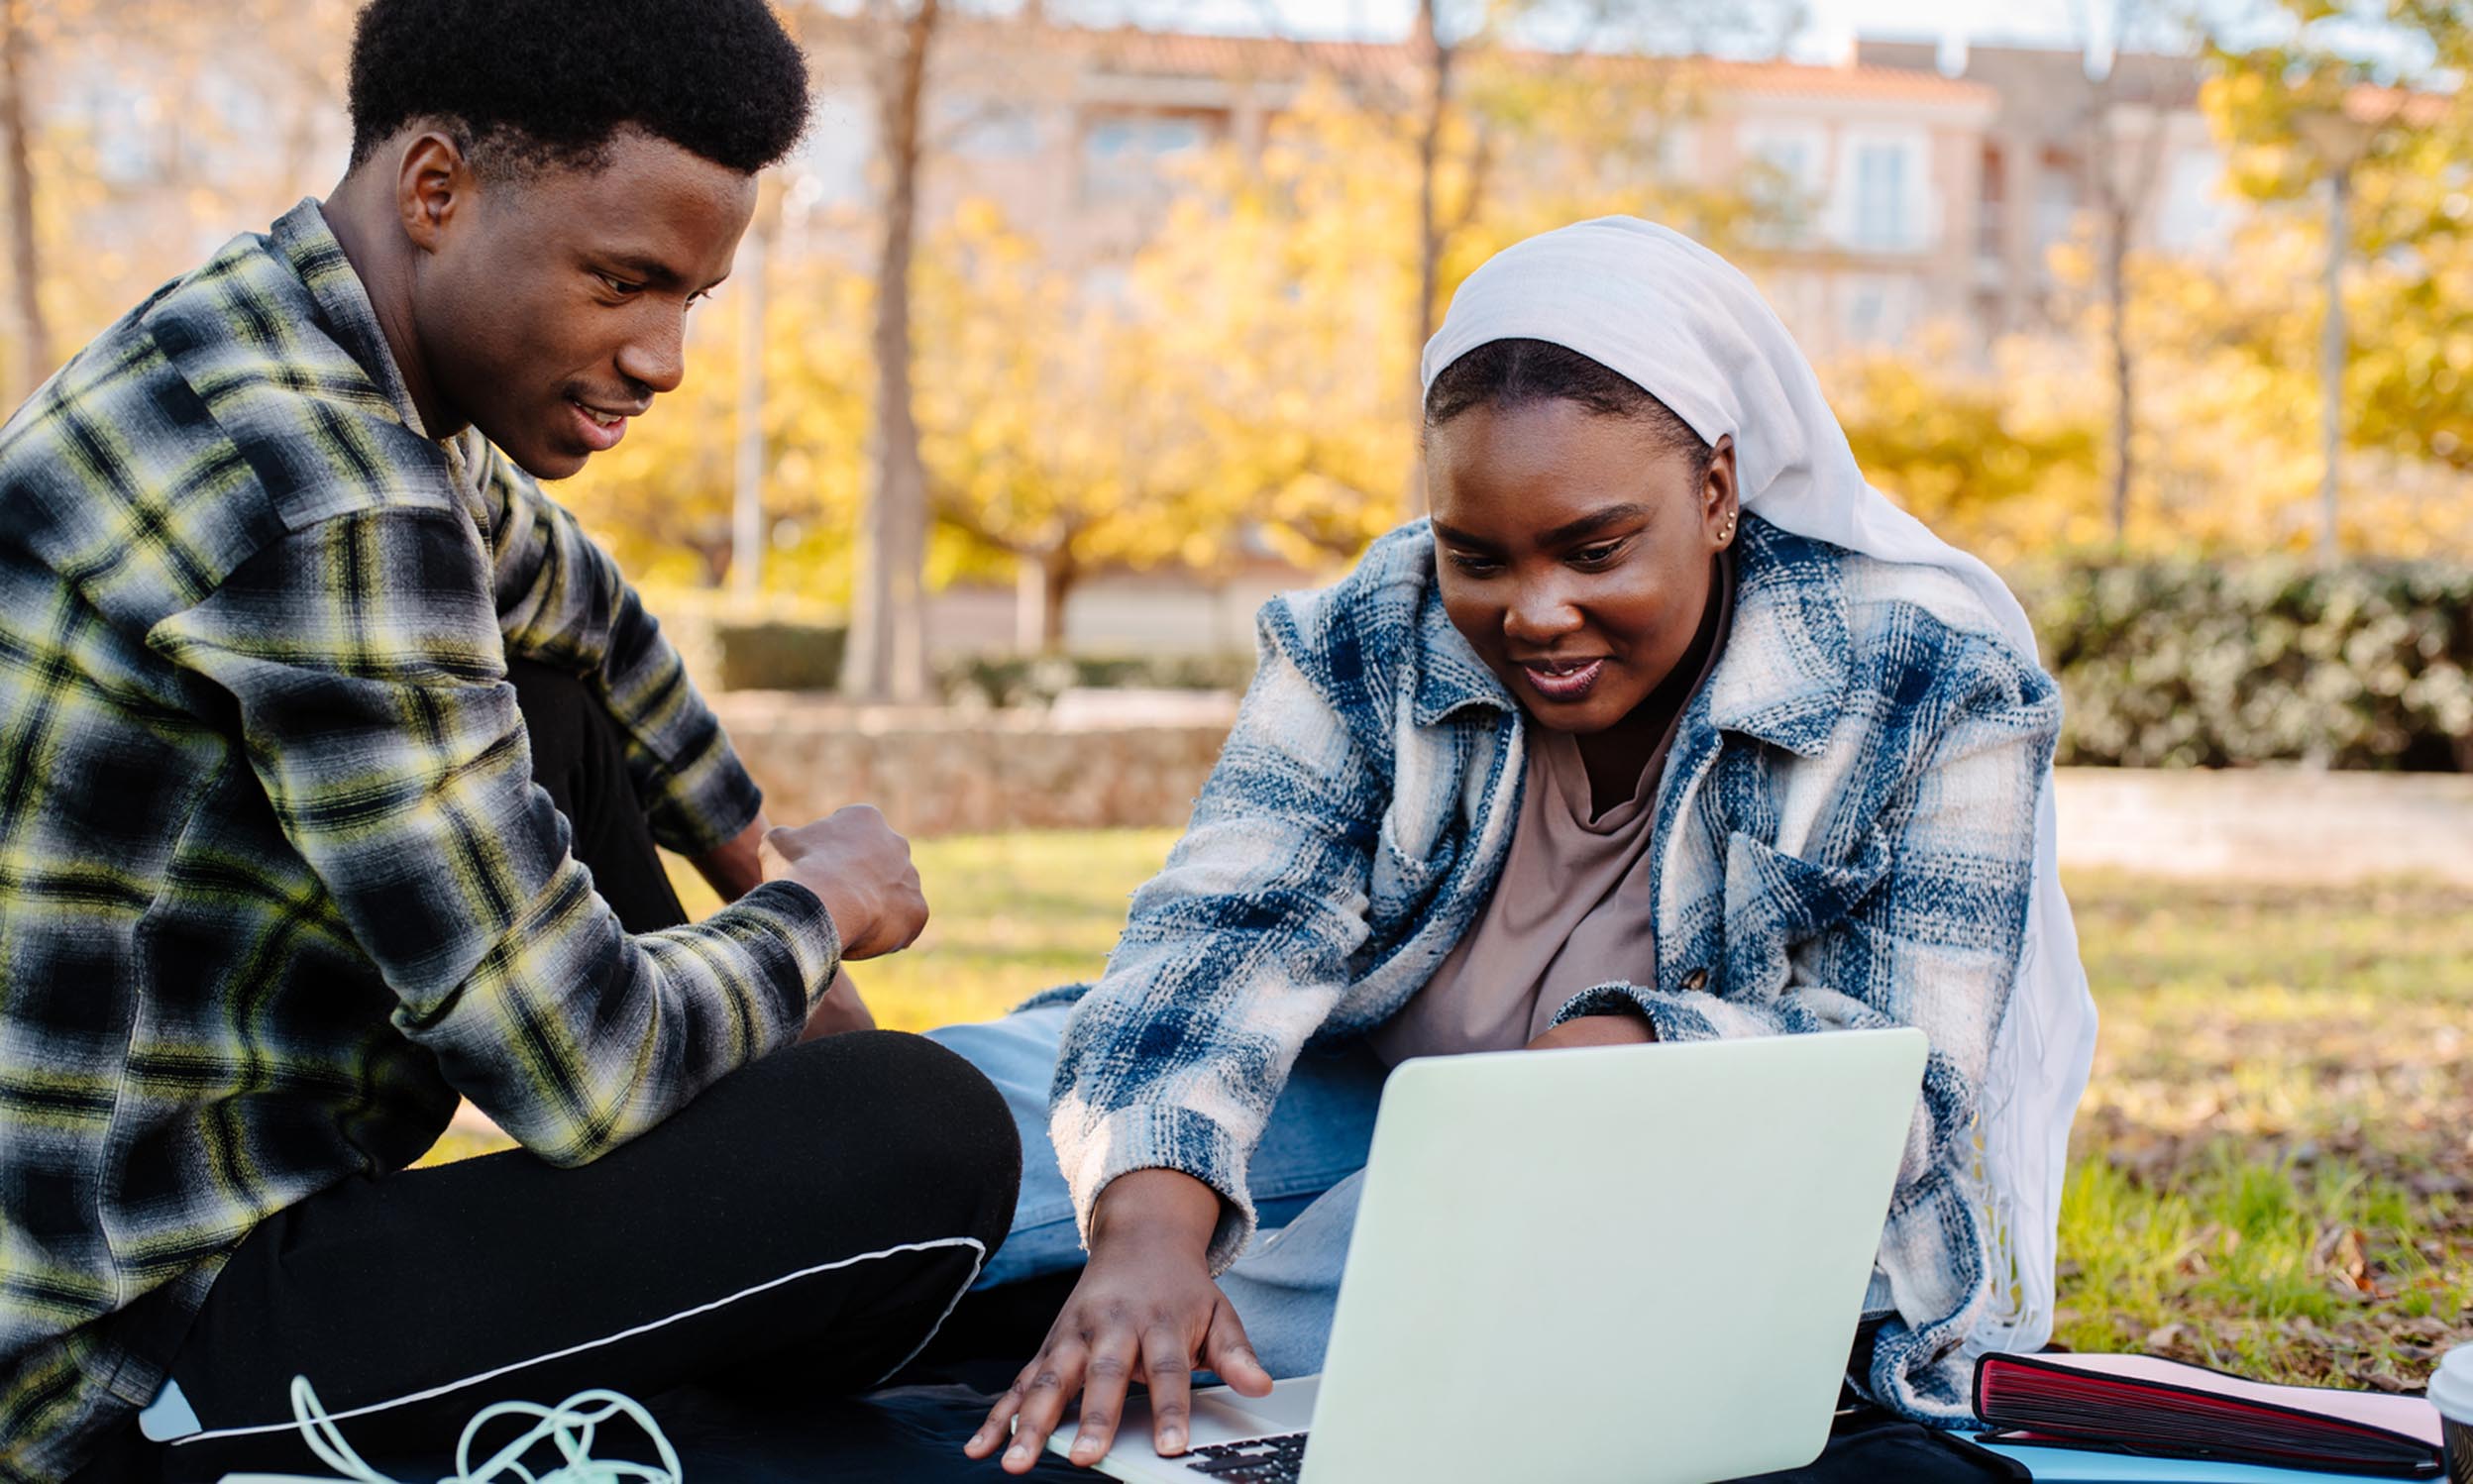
[594,272,642,296]
[1445,552,1502,576]
[1570,541,1624,568]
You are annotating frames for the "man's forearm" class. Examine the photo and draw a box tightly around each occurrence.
[693,812,771,902]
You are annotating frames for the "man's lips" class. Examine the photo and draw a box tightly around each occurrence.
[567,397,646,453]
[1516,656,1607,702]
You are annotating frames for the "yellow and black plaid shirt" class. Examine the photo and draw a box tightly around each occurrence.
[0,199,840,1480]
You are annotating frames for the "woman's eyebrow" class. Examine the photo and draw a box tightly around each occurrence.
[1536,503,1654,546]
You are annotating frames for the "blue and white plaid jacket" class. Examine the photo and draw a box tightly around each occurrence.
[1042,513,2063,1424]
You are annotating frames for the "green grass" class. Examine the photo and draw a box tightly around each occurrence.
[430,839,2473,1392]
[2055,872,2473,1389]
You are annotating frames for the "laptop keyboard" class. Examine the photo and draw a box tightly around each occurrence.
[1181,1431,1308,1482]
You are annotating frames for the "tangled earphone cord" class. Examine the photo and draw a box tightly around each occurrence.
[214,1375,684,1484]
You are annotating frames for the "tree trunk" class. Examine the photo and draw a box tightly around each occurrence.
[1010,548,1078,652]
[2316,161,2349,562]
[1403,0,1450,521]
[2104,201,2133,546]
[844,0,939,702]
[0,0,48,406]
[730,211,770,603]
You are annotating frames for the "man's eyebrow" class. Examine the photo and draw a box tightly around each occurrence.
[598,254,729,293]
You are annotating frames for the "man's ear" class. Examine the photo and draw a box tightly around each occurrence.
[393,129,471,255]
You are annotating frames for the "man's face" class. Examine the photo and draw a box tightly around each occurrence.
[408,127,756,479]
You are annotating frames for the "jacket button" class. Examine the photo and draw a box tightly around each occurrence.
[1683,968,1708,991]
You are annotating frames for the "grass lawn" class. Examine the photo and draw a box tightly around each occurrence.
[428,832,2473,1393]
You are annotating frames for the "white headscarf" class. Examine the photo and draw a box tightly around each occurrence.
[1422,215,2097,1358]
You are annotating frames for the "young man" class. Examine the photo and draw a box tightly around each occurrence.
[0,3,1019,1478]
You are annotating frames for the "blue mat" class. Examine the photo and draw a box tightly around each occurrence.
[1973,1436,2406,1482]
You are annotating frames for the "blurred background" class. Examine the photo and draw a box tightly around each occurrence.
[9,0,2470,1387]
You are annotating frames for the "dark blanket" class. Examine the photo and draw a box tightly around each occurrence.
[164,1385,2023,1483]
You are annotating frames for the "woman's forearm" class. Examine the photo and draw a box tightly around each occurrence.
[1090,1167,1224,1261]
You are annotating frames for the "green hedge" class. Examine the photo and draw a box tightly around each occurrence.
[710,622,1253,704]
[2026,561,2473,772]
[939,652,1256,707]
[715,622,846,692]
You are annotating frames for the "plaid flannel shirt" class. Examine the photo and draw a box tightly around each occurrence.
[0,199,839,1480]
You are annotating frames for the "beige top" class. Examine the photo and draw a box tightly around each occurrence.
[1370,556,1736,1065]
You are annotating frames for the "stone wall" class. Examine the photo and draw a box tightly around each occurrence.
[713,691,1239,839]
[2050,767,2473,886]
[714,693,2473,886]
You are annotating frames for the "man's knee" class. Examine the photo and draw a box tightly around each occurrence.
[754,1030,1023,1252]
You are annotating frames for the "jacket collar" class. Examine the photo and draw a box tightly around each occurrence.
[269,197,430,438]
[1403,513,1852,758]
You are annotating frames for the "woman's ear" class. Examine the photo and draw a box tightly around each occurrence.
[1706,434,1740,549]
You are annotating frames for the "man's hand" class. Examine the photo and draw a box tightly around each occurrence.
[691,813,771,902]
[965,1169,1273,1473]
[760,805,928,961]
[1524,1011,1656,1053]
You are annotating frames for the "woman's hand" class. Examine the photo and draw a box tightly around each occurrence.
[1525,1011,1655,1052]
[965,1169,1274,1473]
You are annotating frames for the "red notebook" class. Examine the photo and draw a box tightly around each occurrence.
[1974,1352,2445,1477]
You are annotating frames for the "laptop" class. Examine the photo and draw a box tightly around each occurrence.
[1050,1026,1930,1484]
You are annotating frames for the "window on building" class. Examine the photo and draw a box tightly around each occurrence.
[943,100,1044,160]
[2154,147,2229,256]
[1080,112,1210,204]
[1740,124,1826,244]
[1838,132,1930,254]
[1851,142,1911,249]
[1838,272,1914,346]
[1979,144,2006,261]
[2035,149,2083,258]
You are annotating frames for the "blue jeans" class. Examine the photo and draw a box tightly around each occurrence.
[925,1006,1386,1379]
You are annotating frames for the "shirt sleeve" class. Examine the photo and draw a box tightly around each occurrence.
[1046,627,1382,1272]
[469,436,758,857]
[149,505,842,1167]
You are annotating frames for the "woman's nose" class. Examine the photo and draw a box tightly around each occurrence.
[1502,581,1583,646]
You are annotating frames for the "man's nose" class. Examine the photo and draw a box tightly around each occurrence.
[614,311,688,396]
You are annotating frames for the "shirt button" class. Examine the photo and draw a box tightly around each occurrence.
[1683,968,1709,991]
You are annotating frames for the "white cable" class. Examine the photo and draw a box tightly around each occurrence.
[214,1375,684,1484]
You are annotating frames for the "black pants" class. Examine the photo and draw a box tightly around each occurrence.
[118,661,1021,1480]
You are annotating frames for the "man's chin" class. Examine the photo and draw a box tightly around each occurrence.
[500,438,592,483]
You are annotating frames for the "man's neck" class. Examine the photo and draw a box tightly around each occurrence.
[318,175,462,442]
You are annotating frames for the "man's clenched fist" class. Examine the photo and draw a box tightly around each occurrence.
[760,805,928,961]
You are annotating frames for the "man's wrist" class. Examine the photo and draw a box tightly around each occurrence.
[693,814,770,901]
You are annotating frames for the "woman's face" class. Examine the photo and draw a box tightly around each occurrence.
[1428,398,1737,734]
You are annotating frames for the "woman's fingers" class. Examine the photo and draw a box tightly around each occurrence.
[1142,1321,1199,1455]
[1204,1300,1275,1397]
[999,1341,1086,1474]
[964,1364,1029,1460]
[1067,1325,1143,1466]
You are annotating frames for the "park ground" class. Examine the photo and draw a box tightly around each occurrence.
[424,830,2473,1393]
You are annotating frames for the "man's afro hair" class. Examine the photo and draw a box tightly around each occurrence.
[347,0,811,176]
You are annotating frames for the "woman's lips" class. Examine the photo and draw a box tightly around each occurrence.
[1519,657,1605,702]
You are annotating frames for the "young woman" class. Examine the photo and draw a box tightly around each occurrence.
[933,216,2097,1476]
